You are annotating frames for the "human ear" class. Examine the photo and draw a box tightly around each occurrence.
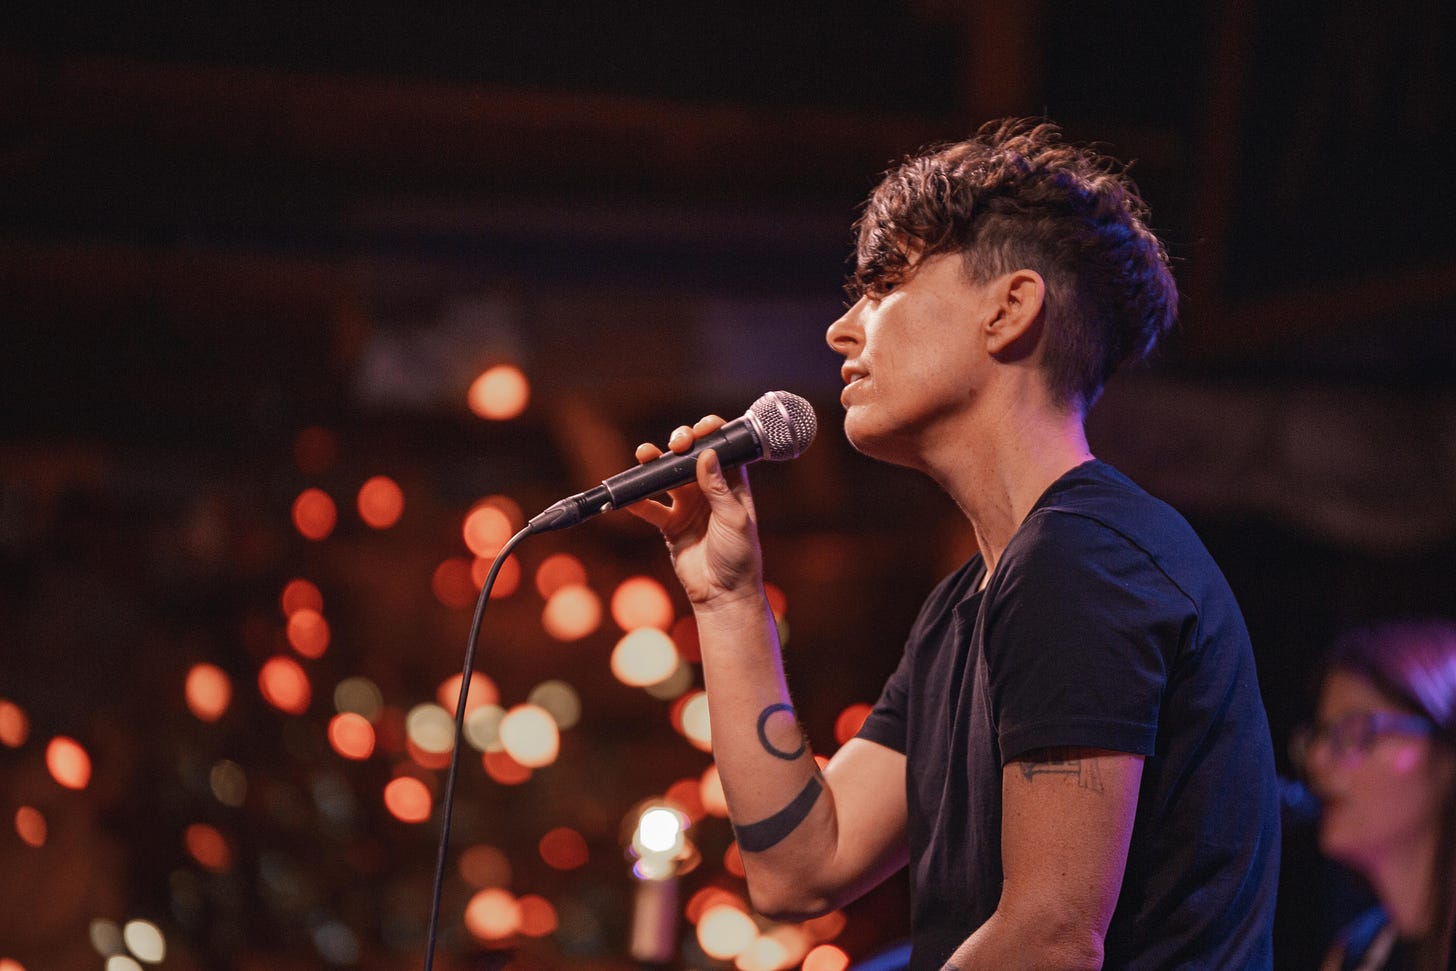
[986,269,1046,357]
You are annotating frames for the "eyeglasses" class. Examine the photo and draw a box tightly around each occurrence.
[1289,710,1437,773]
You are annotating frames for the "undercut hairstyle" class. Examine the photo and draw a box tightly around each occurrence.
[849,118,1179,411]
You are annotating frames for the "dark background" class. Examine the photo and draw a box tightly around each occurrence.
[1,2,1454,969]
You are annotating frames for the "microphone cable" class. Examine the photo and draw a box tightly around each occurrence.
[423,524,533,971]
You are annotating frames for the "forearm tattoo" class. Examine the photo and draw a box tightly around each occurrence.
[756,702,807,761]
[733,774,824,852]
[1017,746,1105,792]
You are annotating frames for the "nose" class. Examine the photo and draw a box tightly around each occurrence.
[826,298,865,356]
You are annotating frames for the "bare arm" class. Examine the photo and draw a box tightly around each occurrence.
[940,747,1143,970]
[630,417,908,918]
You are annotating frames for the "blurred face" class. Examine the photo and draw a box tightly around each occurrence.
[1305,670,1454,875]
[825,253,998,468]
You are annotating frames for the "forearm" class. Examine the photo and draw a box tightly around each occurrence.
[940,909,1103,971]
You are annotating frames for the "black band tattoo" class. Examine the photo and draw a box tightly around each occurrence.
[1017,746,1105,792]
[733,775,824,853]
[756,703,806,761]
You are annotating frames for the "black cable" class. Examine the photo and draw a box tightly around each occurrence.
[423,524,534,970]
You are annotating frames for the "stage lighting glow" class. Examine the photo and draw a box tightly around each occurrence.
[122,919,165,963]
[458,843,512,889]
[105,957,141,971]
[610,575,674,631]
[464,887,522,941]
[697,905,756,960]
[14,806,45,847]
[534,552,587,598]
[699,764,728,818]
[644,659,694,701]
[286,608,330,659]
[184,663,232,722]
[46,736,92,790]
[517,894,559,938]
[671,615,702,663]
[538,826,590,871]
[483,749,532,785]
[333,677,383,721]
[724,841,746,878]
[528,679,581,730]
[432,557,477,609]
[184,823,231,872]
[463,703,506,752]
[258,656,311,715]
[0,960,25,971]
[737,932,791,971]
[437,672,500,716]
[803,910,847,943]
[383,776,432,823]
[467,364,530,421]
[541,583,602,641]
[680,691,712,752]
[764,581,788,620]
[405,703,455,755]
[834,703,873,746]
[0,699,31,747]
[685,886,746,925]
[291,488,337,541]
[664,777,707,822]
[209,760,247,807]
[463,504,513,558]
[356,475,404,529]
[89,919,124,956]
[499,704,559,767]
[328,712,375,760]
[611,628,679,688]
[472,554,521,598]
[279,577,323,617]
[635,806,686,856]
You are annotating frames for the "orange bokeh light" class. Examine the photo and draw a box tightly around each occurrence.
[517,894,558,938]
[472,554,521,599]
[498,704,560,767]
[357,475,405,529]
[0,958,27,971]
[697,904,757,961]
[436,672,501,717]
[292,488,337,541]
[464,887,522,941]
[328,712,376,760]
[611,628,679,687]
[538,826,590,871]
[534,552,587,598]
[664,777,707,823]
[433,557,478,610]
[482,749,532,786]
[383,776,433,823]
[46,736,92,790]
[834,703,873,746]
[802,910,848,943]
[610,576,674,631]
[541,583,602,641]
[699,764,728,818]
[459,844,512,889]
[463,504,513,558]
[765,581,788,620]
[724,841,746,878]
[0,699,31,748]
[286,608,330,659]
[803,944,851,971]
[184,822,232,872]
[685,886,747,925]
[185,663,233,722]
[258,656,311,715]
[670,615,702,664]
[467,365,530,421]
[279,577,323,617]
[14,806,46,847]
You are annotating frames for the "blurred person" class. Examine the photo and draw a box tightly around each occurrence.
[1294,619,1456,971]
[630,119,1280,969]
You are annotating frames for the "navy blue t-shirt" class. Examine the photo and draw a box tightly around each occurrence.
[858,460,1280,969]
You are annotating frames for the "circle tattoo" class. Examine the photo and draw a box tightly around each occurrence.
[756,703,806,761]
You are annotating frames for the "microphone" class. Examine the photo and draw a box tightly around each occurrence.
[528,390,818,533]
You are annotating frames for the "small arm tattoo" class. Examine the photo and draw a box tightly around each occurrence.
[756,702,807,761]
[732,774,824,852]
[1017,746,1105,792]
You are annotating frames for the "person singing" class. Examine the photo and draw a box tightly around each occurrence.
[631,119,1280,970]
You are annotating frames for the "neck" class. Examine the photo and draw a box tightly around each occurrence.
[1364,834,1438,936]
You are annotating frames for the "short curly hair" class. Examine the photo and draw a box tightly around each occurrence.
[849,118,1178,411]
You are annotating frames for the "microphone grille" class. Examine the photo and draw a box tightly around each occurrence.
[748,391,818,462]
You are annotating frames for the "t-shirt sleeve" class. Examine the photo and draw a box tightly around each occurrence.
[985,510,1191,764]
[855,635,912,753]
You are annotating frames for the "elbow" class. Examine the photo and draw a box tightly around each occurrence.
[742,873,836,925]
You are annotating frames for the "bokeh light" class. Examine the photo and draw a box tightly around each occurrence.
[459,844,512,889]
[765,581,788,620]
[184,663,232,722]
[724,841,746,878]
[482,749,532,785]
[293,425,338,476]
[644,659,695,701]
[534,552,587,598]
[635,806,686,856]
[463,503,513,558]
[697,904,757,960]
[611,628,679,687]
[432,557,477,610]
[527,680,582,730]
[285,608,330,659]
[383,776,432,823]
[685,886,747,925]
[0,960,24,971]
[89,919,124,957]
[209,760,247,807]
[333,677,384,721]
[467,364,530,421]
[14,806,46,847]
[0,699,30,747]
[671,615,703,663]
[610,575,675,631]
[700,764,728,818]
[106,956,142,971]
[184,823,232,872]
[834,703,873,745]
[328,712,376,760]
[499,704,560,767]
[538,826,590,871]
[279,577,323,617]
[122,920,165,963]
[472,554,521,598]
[405,703,456,755]
[664,777,708,823]
[679,691,712,752]
[291,487,337,541]
[738,932,793,971]
[517,894,559,938]
[437,672,500,716]
[356,475,405,529]
[541,583,602,641]
[464,887,522,941]
[258,656,311,715]
[802,911,847,944]
[46,736,92,790]
[463,704,506,752]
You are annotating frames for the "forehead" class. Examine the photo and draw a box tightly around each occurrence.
[1319,669,1402,719]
